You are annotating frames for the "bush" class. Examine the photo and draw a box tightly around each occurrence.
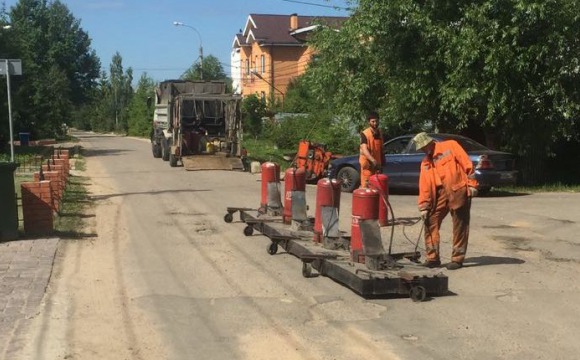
[262,114,359,155]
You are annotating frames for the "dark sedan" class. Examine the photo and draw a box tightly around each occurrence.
[328,133,518,194]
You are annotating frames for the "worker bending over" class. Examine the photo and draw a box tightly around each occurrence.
[359,112,383,188]
[413,132,478,270]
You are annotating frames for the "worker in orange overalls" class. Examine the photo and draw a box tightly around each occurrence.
[413,132,479,270]
[359,112,383,188]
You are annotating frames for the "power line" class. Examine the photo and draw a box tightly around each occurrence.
[280,0,353,11]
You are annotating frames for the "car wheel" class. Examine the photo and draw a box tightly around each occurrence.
[337,167,360,193]
[152,143,162,158]
[161,138,170,161]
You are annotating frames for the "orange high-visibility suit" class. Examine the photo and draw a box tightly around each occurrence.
[359,128,383,188]
[418,140,478,264]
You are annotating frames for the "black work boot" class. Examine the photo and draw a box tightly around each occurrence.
[421,260,441,268]
[446,262,463,270]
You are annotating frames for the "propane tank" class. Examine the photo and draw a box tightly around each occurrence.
[283,167,306,224]
[368,173,389,226]
[260,162,282,215]
[313,178,341,243]
[351,187,380,263]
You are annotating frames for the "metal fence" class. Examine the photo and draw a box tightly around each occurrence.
[0,146,55,173]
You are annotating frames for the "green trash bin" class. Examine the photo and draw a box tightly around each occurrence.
[0,162,20,241]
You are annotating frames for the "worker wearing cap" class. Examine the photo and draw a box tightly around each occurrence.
[359,111,383,188]
[413,132,478,270]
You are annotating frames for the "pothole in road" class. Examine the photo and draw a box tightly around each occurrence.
[494,236,534,251]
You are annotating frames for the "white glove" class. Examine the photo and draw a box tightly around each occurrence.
[420,209,429,220]
[469,187,478,197]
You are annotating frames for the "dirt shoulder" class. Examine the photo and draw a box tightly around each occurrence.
[22,142,167,360]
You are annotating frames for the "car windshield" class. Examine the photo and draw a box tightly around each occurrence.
[393,134,490,154]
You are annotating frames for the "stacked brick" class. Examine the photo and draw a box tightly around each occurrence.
[20,149,71,236]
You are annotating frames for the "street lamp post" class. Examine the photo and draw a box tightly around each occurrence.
[173,21,204,80]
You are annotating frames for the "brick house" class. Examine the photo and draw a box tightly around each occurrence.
[231,13,347,105]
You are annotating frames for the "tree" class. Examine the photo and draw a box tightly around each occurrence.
[181,54,230,84]
[127,73,155,137]
[109,52,133,131]
[6,0,100,139]
[241,94,266,137]
[305,0,580,184]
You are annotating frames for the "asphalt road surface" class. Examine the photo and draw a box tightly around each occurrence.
[21,131,580,359]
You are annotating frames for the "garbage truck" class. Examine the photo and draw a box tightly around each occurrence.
[150,80,243,170]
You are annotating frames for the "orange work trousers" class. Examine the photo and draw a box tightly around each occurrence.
[360,169,373,188]
[424,187,471,264]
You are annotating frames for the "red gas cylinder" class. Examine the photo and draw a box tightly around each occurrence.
[351,187,380,263]
[283,167,306,224]
[261,162,280,210]
[368,173,389,226]
[313,178,341,242]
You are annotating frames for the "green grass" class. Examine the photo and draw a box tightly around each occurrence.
[53,156,95,238]
[72,153,86,171]
[243,137,295,170]
[495,183,580,194]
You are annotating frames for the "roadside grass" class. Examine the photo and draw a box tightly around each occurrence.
[243,137,294,170]
[494,183,580,194]
[53,156,95,239]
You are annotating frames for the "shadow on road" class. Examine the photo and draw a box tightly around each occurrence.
[463,255,525,267]
[90,188,211,200]
[83,148,133,157]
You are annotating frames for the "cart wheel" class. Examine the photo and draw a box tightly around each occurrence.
[243,225,254,236]
[302,262,312,278]
[267,242,278,255]
[224,213,233,223]
[410,286,427,302]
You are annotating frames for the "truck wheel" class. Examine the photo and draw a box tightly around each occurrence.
[337,167,360,193]
[152,143,162,158]
[161,138,170,161]
[169,153,178,167]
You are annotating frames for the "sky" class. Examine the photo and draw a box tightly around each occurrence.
[3,0,352,84]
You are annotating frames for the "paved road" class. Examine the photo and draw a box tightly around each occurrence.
[0,239,58,357]
[3,131,580,359]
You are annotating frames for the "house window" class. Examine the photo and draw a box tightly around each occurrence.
[245,59,250,75]
[254,56,258,73]
[261,55,265,74]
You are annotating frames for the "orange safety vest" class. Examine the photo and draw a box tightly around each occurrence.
[418,140,478,210]
[359,127,383,170]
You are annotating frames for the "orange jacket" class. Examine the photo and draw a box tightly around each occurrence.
[359,127,383,170]
[418,140,478,211]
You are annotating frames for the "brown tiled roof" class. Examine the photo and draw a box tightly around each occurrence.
[241,14,347,46]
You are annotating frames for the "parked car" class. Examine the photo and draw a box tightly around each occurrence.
[328,133,518,194]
